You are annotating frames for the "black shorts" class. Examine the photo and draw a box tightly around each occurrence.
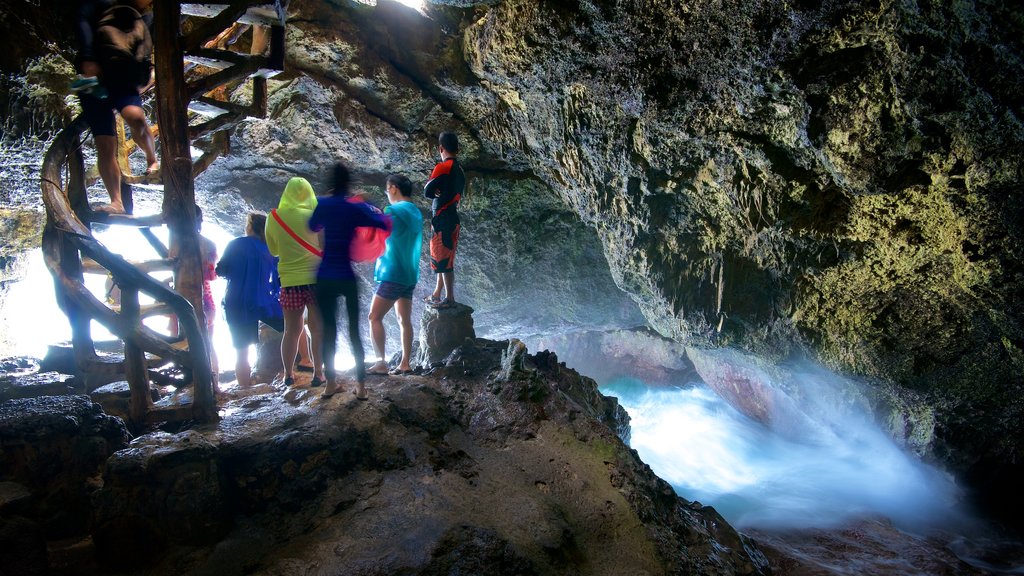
[79,89,144,138]
[228,316,284,349]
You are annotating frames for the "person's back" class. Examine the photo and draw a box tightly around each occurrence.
[266,178,321,287]
[73,0,159,214]
[374,199,423,286]
[310,196,389,281]
[218,235,280,324]
[425,156,465,229]
[93,2,152,91]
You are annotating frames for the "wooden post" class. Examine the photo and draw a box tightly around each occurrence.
[65,131,96,368]
[120,286,153,425]
[154,0,217,422]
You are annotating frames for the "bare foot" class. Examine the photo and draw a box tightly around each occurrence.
[367,361,389,375]
[322,378,344,398]
[93,202,125,215]
[146,161,160,175]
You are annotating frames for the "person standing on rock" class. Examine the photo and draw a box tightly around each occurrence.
[367,174,423,376]
[73,0,159,214]
[308,163,391,399]
[265,177,327,389]
[216,212,284,388]
[423,131,465,309]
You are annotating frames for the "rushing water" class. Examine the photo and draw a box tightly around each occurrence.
[602,376,962,531]
[600,370,1024,573]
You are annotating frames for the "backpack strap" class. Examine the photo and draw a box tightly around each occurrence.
[271,209,323,258]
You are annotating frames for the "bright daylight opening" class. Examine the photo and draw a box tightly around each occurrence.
[0,221,355,380]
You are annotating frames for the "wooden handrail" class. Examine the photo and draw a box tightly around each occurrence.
[40,117,214,424]
[40,0,287,427]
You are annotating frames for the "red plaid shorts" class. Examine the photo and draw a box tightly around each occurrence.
[279,284,316,311]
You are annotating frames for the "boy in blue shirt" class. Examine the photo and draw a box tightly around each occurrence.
[367,174,423,375]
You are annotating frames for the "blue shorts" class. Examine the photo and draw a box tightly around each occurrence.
[375,281,415,301]
[79,89,144,137]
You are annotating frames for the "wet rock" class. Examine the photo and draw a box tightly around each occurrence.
[92,430,229,566]
[0,370,77,402]
[526,326,700,387]
[89,381,161,422]
[417,301,476,366]
[72,339,765,574]
[0,356,37,375]
[0,481,31,514]
[0,515,47,576]
[0,395,129,538]
[748,518,988,576]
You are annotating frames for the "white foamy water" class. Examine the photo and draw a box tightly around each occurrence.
[602,376,963,531]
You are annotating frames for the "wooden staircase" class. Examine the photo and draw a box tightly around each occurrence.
[39,1,287,427]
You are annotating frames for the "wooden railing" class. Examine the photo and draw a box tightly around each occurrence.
[39,1,286,427]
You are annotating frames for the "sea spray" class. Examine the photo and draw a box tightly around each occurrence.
[603,370,962,532]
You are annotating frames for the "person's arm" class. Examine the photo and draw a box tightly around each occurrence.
[308,206,323,232]
[202,238,218,282]
[423,161,446,200]
[265,218,279,257]
[215,240,236,278]
[423,160,455,205]
[75,0,101,74]
[357,202,391,231]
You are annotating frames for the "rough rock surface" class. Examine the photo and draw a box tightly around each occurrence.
[0,395,129,537]
[526,327,700,387]
[0,0,1022,526]
[418,300,476,365]
[84,340,767,575]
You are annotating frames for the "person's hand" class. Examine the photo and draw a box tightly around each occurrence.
[80,60,100,78]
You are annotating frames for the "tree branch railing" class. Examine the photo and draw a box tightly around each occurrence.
[39,0,287,427]
[40,116,216,425]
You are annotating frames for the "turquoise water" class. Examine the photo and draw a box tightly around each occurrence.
[602,376,962,531]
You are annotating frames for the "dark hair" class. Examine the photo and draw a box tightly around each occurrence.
[386,174,413,197]
[438,131,459,155]
[332,162,351,196]
[193,204,204,231]
[247,212,267,243]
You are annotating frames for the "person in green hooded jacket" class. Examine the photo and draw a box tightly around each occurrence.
[265,177,326,387]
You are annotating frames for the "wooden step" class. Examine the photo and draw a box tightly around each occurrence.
[86,210,166,227]
[181,3,282,27]
[188,95,254,118]
[109,302,173,319]
[184,47,249,70]
[146,397,195,423]
[81,257,175,275]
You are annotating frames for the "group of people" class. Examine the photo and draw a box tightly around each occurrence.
[216,132,466,399]
[75,2,470,398]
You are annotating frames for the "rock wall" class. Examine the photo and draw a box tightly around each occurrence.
[0,0,1021,510]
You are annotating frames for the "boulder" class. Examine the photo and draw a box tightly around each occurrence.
[92,430,229,567]
[0,395,129,538]
[417,301,476,367]
[89,381,161,422]
[69,339,766,575]
[0,369,77,402]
